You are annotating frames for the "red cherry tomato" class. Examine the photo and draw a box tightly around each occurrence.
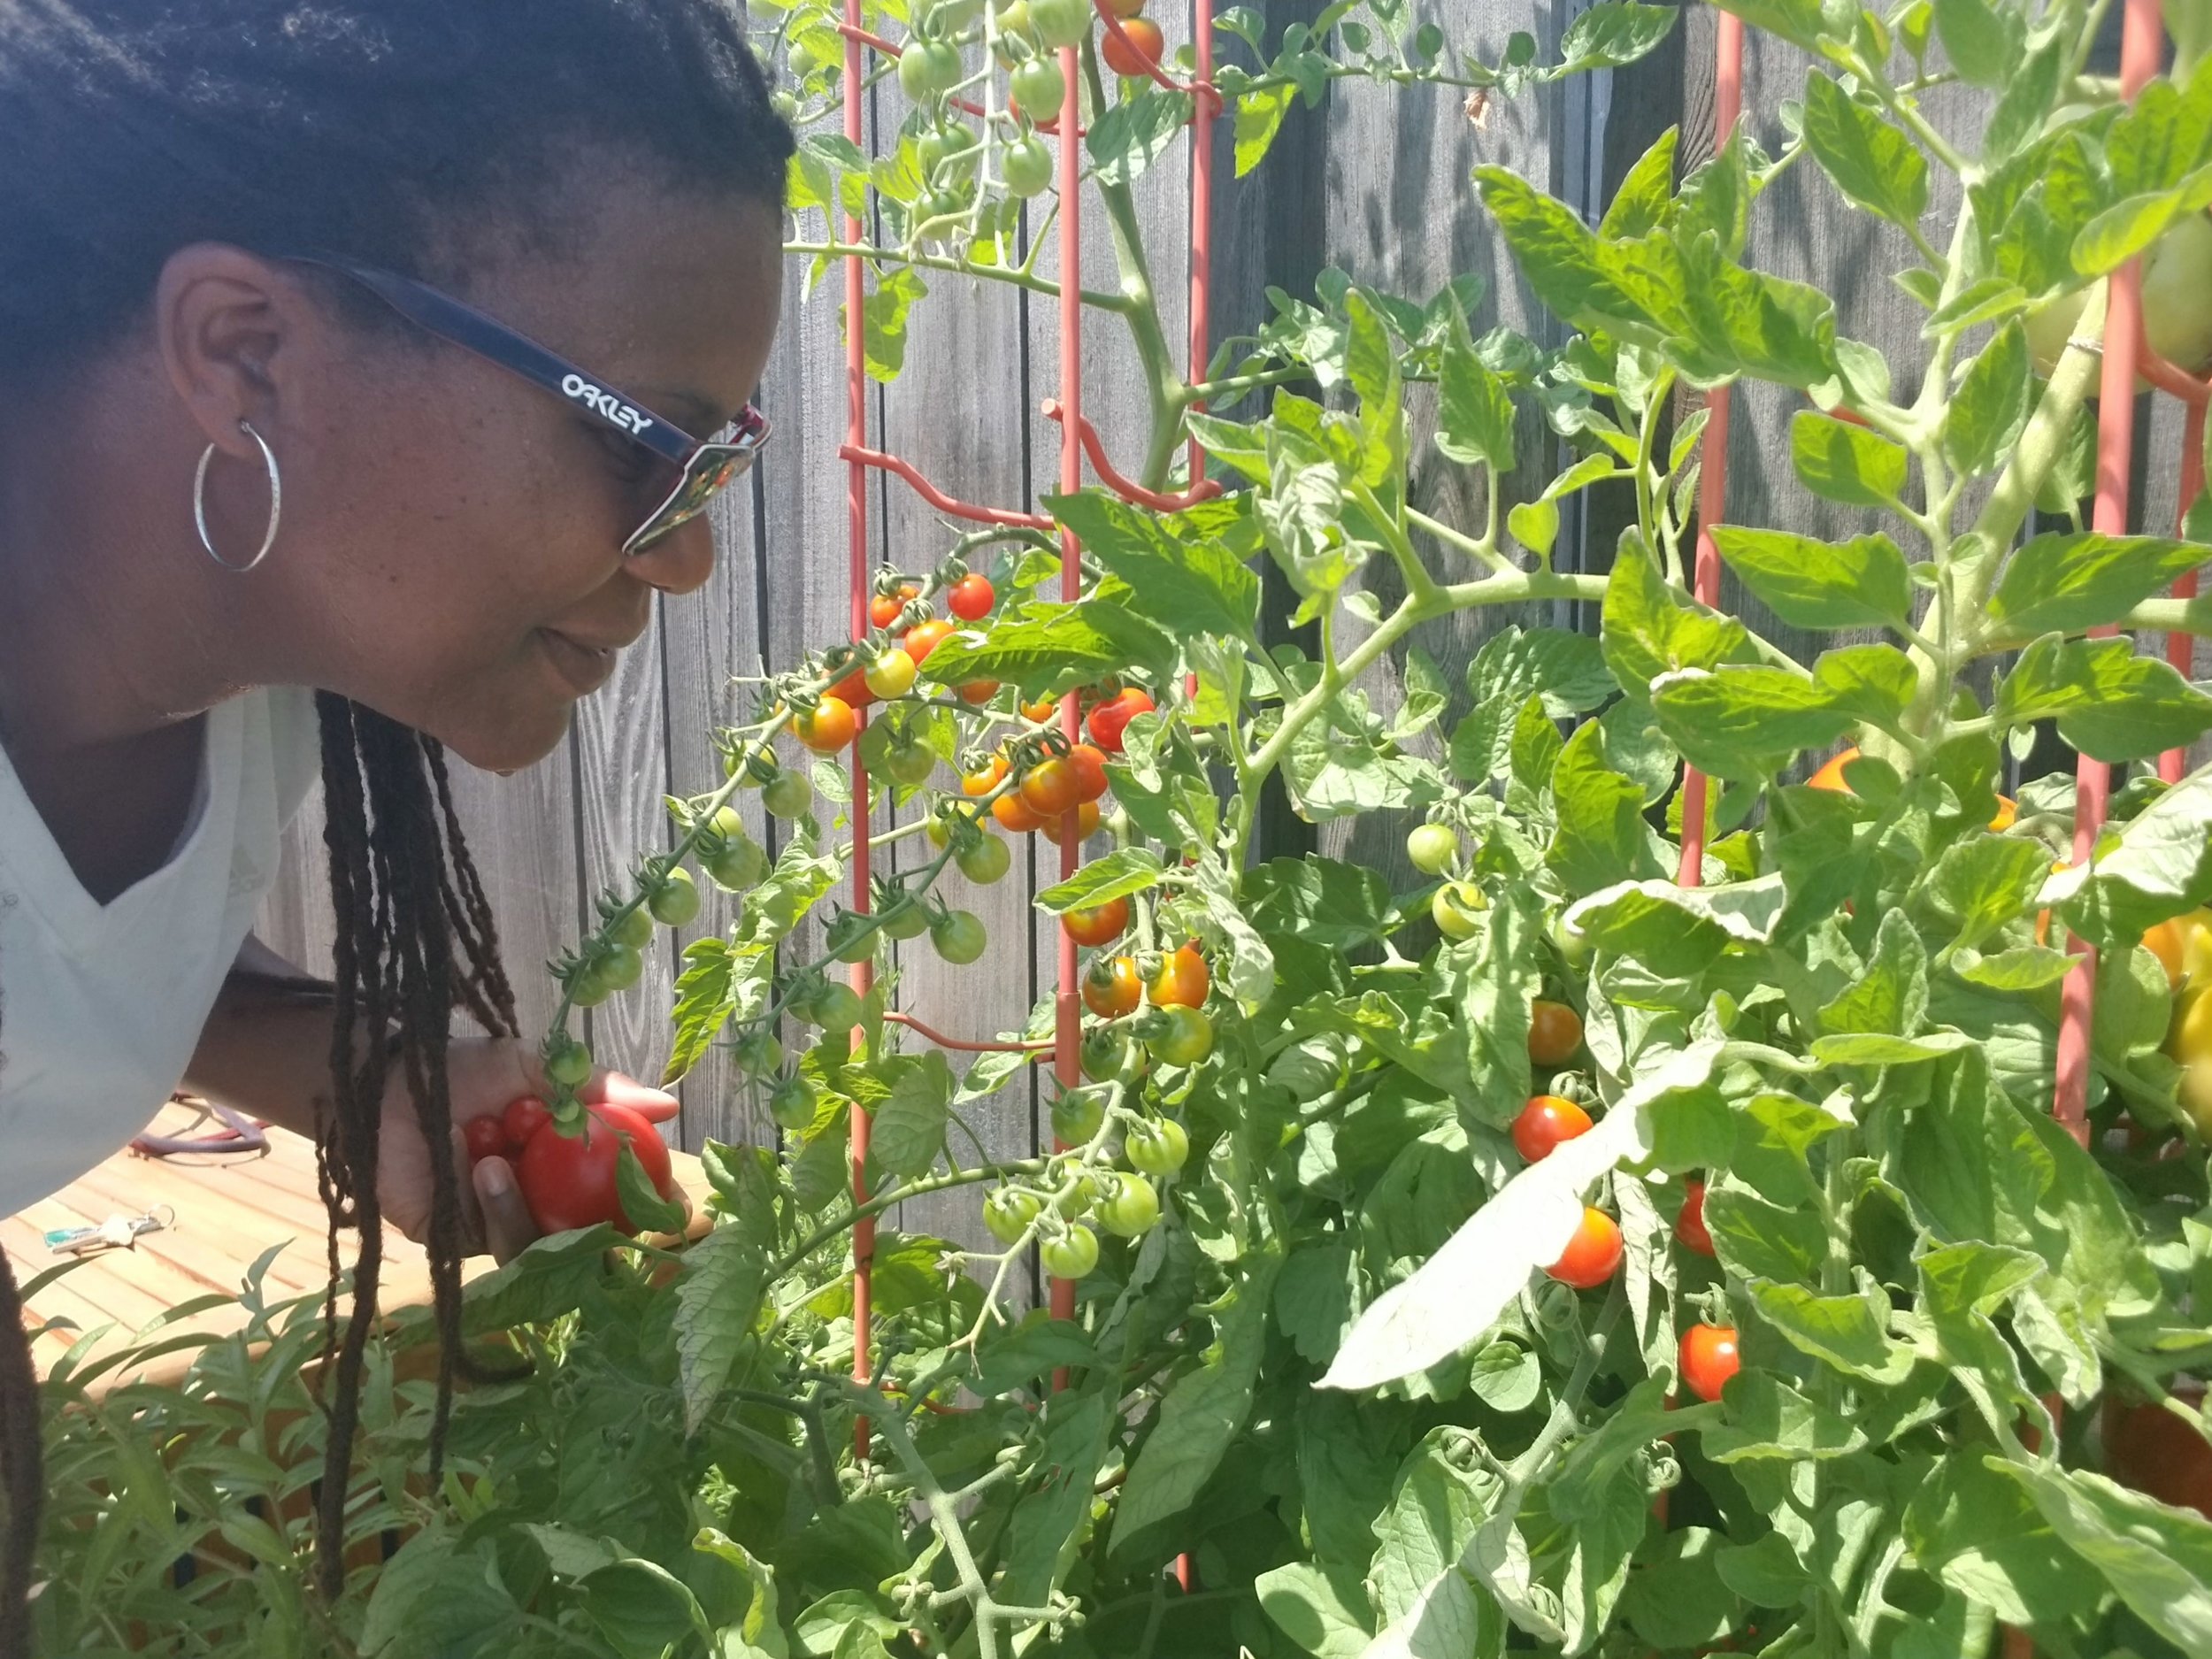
[1064,897,1131,948]
[1678,1323,1740,1402]
[1511,1094,1593,1164]
[1102,13,1163,74]
[1529,999,1584,1067]
[826,664,875,710]
[904,618,954,665]
[948,573,995,620]
[1547,1207,1623,1289]
[1677,1179,1717,1256]
[514,1102,676,1237]
[797,695,858,755]
[1020,757,1082,817]
[1087,687,1155,755]
[1148,942,1210,1008]
[1066,743,1110,803]
[868,592,905,629]
[1083,955,1142,1018]
[1039,799,1101,845]
[464,1115,511,1162]
[958,680,999,704]
[502,1095,554,1148]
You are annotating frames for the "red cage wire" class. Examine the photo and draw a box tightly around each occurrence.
[826,0,2196,1636]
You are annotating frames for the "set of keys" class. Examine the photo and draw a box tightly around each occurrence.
[42,1208,175,1257]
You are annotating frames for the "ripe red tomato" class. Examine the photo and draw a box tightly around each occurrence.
[826,664,875,710]
[514,1102,675,1237]
[1087,687,1155,754]
[1102,13,1163,74]
[1547,1207,1623,1289]
[1039,799,1101,845]
[464,1115,511,1162]
[1511,1094,1593,1164]
[502,1095,553,1148]
[1149,942,1210,1008]
[869,592,906,629]
[948,573,995,619]
[1020,757,1082,816]
[994,790,1045,833]
[797,695,858,754]
[904,618,954,664]
[1677,1179,1717,1256]
[958,680,999,704]
[1066,743,1110,803]
[1083,955,1142,1018]
[1529,999,1584,1067]
[1064,897,1131,948]
[1678,1323,1740,1402]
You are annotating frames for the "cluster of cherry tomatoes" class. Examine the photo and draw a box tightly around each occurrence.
[463,1095,680,1239]
[982,1097,1192,1279]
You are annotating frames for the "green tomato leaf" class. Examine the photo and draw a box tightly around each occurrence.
[1651,666,1854,780]
[1801,70,1930,231]
[1601,535,1755,703]
[1747,1279,1917,1383]
[1434,296,1517,474]
[1932,0,2024,87]
[1564,872,1790,978]
[1547,720,1669,897]
[1790,409,1909,507]
[615,1142,686,1235]
[1994,634,2212,760]
[2051,763,2212,947]
[1033,847,1167,913]
[673,1225,768,1433]
[869,1052,953,1179]
[1903,1455,2109,1629]
[1819,908,1929,1036]
[1233,84,1295,178]
[1046,491,1262,641]
[1986,531,2208,637]
[1711,526,1913,632]
[1998,1461,2212,1653]
[1928,833,2055,951]
[1256,1562,1378,1659]
[918,598,1175,698]
[1700,1371,1869,1463]
[1944,320,2032,477]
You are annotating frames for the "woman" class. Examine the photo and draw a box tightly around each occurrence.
[0,0,793,1634]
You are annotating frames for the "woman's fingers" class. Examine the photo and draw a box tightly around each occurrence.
[580,1068,681,1123]
[472,1155,538,1265]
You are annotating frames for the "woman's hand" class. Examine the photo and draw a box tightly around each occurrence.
[377,1036,684,1263]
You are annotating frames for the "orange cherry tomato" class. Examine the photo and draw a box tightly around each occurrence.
[1678,1323,1740,1402]
[1528,999,1584,1067]
[1510,1094,1592,1163]
[1148,942,1210,1008]
[1083,955,1142,1018]
[1067,742,1110,803]
[1021,694,1061,724]
[1039,799,1101,845]
[1021,757,1083,816]
[869,592,906,629]
[1064,898,1131,948]
[1807,746,1858,793]
[993,791,1045,833]
[904,618,954,664]
[962,754,1010,796]
[797,695,857,755]
[1676,1179,1716,1256]
[1989,795,2018,832]
[1102,13,1163,74]
[958,680,1000,704]
[1547,1207,1623,1289]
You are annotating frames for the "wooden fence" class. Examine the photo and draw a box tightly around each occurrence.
[255,1,2193,1268]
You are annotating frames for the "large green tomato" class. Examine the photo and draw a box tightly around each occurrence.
[2027,209,2212,379]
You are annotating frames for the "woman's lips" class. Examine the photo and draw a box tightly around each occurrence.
[538,628,619,696]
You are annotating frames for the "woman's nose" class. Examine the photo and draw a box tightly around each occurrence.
[626,513,718,596]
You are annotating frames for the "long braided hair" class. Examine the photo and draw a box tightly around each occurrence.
[0,0,792,1632]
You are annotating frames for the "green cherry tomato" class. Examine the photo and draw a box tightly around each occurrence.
[1050,1087,1108,1146]
[881,898,933,941]
[886,741,938,787]
[1002,134,1054,196]
[787,40,820,77]
[933,909,989,964]
[865,647,921,700]
[956,834,1012,885]
[1125,1116,1189,1177]
[898,38,964,99]
[1041,1223,1100,1279]
[1029,0,1091,47]
[734,1030,785,1078]
[609,904,656,949]
[771,1074,819,1133]
[598,943,645,993]
[544,1033,594,1089]
[709,804,746,840]
[568,964,612,1009]
[1147,1004,1214,1067]
[826,911,878,964]
[649,867,702,926]
[1080,1029,1133,1083]
[983,1185,1043,1244]
[1407,822,1461,876]
[764,770,814,819]
[809,981,866,1032]
[706,837,768,892]
[1432,879,1486,941]
[1098,1172,1161,1237]
[1009,55,1065,119]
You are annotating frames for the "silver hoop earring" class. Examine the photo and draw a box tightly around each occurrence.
[194,419,282,572]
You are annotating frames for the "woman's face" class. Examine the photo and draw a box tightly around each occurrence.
[244,173,784,772]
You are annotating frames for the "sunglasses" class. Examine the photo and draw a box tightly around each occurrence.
[281,252,770,555]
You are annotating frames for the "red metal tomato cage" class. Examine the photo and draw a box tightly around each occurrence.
[1680,0,2197,1652]
[830,0,1220,1451]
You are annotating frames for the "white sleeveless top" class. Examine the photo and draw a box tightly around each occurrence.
[0,688,320,1216]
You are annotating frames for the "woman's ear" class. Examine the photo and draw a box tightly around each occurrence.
[152,244,303,461]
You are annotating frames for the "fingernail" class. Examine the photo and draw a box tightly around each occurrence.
[480,1159,513,1199]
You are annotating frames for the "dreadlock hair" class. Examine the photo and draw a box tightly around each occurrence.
[0,0,793,1628]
